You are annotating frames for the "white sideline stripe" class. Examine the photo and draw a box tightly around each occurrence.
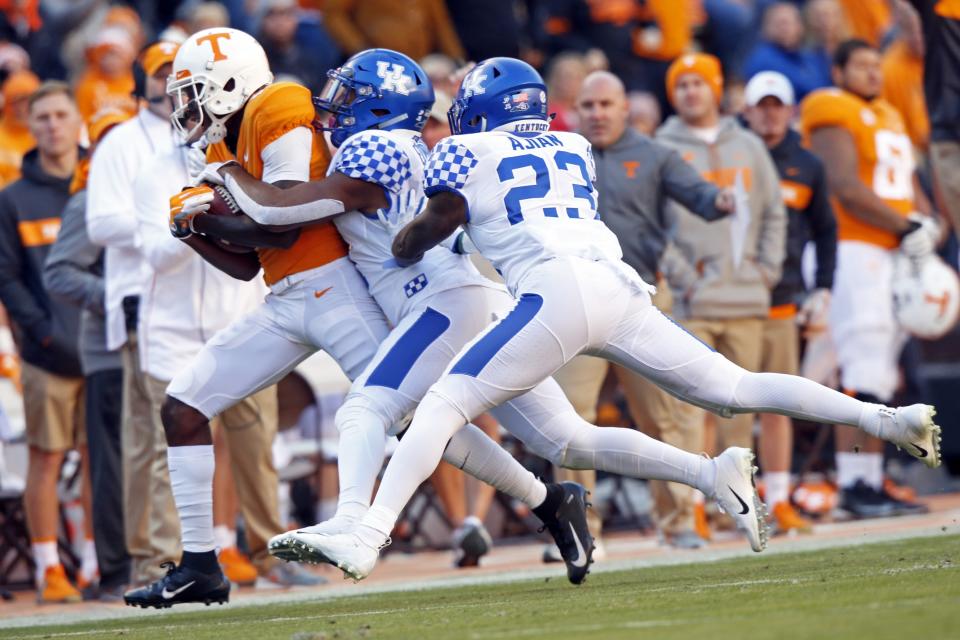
[1,519,956,633]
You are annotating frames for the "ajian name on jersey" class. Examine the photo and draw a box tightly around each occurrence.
[328,128,498,324]
[423,128,650,295]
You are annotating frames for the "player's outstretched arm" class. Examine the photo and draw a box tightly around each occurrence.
[392,191,468,267]
[219,163,388,230]
[190,212,301,249]
[181,234,262,281]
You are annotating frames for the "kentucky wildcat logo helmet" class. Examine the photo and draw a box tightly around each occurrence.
[315,48,434,147]
[449,57,548,135]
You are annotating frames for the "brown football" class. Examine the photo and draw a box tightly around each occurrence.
[203,183,255,254]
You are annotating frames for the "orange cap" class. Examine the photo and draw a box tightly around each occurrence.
[2,70,39,102]
[138,41,179,76]
[666,53,724,105]
[88,106,134,145]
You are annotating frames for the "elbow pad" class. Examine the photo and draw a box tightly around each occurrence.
[224,173,345,226]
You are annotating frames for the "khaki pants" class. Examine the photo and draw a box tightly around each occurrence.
[551,355,608,538]
[761,316,799,376]
[676,317,764,452]
[122,341,179,584]
[22,362,85,452]
[931,140,960,236]
[146,374,282,574]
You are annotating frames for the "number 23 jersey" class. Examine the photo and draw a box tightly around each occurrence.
[800,88,914,249]
[424,130,637,294]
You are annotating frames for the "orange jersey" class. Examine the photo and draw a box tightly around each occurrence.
[0,120,34,188]
[73,69,136,123]
[800,88,914,249]
[837,0,892,47]
[207,82,348,286]
[881,41,929,151]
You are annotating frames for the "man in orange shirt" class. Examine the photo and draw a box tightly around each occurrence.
[801,39,939,517]
[0,70,39,188]
[882,2,929,152]
[73,27,137,122]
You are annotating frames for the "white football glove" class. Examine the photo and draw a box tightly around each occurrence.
[796,288,831,334]
[190,160,237,187]
[899,213,940,259]
[185,141,208,181]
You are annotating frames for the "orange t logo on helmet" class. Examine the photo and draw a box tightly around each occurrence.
[197,32,231,62]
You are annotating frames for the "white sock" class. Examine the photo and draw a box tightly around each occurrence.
[732,373,865,426]
[836,452,875,489]
[359,392,467,547]
[443,422,547,508]
[168,445,216,553]
[80,538,98,583]
[764,471,790,509]
[334,400,388,522]
[32,539,59,584]
[213,525,235,551]
[561,423,716,495]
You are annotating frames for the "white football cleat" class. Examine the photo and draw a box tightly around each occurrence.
[268,516,359,563]
[285,532,384,581]
[876,404,942,469]
[712,447,768,552]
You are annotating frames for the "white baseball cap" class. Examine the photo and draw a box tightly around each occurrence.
[745,71,795,107]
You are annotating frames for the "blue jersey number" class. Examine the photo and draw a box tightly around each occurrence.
[496,151,597,225]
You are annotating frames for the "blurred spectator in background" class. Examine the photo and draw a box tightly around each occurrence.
[908,0,960,240]
[800,39,932,518]
[804,0,851,64]
[658,54,786,542]
[73,27,137,122]
[577,69,733,549]
[627,90,662,135]
[742,71,837,534]
[546,52,587,132]
[259,0,330,93]
[188,1,231,32]
[882,1,928,154]
[43,106,134,602]
[0,81,92,603]
[325,0,465,62]
[699,0,754,80]
[86,41,181,587]
[0,70,39,188]
[421,89,452,150]
[420,54,459,99]
[446,0,525,61]
[743,2,831,100]
[836,0,893,48]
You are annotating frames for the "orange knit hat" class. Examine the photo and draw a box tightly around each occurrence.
[665,53,724,105]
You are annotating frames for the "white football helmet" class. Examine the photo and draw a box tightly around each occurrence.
[166,27,273,144]
[892,252,960,340]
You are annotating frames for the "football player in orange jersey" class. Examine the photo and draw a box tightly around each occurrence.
[800,39,941,519]
[123,28,395,608]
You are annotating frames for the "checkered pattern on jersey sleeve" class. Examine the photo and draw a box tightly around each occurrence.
[335,132,411,193]
[424,138,478,196]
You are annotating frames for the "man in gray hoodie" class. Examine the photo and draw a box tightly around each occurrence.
[568,69,735,549]
[656,53,787,541]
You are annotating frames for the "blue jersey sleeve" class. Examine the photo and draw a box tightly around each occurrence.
[334,131,411,194]
[423,137,479,197]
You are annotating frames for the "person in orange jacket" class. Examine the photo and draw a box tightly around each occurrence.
[0,70,39,188]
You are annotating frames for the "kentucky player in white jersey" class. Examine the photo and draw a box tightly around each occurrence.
[298,57,943,581]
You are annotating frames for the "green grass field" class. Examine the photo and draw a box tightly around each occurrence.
[5,534,960,640]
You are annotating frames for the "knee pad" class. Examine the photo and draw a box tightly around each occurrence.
[335,395,392,437]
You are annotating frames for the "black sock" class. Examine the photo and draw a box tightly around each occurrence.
[532,482,565,524]
[180,550,220,574]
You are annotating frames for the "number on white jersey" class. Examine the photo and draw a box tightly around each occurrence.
[497,151,597,224]
[872,130,914,201]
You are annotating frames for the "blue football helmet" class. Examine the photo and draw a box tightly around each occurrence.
[315,48,434,147]
[449,58,548,135]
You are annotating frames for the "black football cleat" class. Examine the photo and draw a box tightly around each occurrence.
[539,482,594,585]
[124,561,230,609]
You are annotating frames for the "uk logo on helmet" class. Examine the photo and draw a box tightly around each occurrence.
[376,62,413,95]
[461,71,487,97]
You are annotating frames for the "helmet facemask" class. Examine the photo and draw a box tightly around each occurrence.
[168,74,231,144]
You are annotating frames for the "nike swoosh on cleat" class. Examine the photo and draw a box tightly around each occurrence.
[912,444,928,458]
[729,486,750,515]
[161,581,195,599]
[568,522,587,568]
